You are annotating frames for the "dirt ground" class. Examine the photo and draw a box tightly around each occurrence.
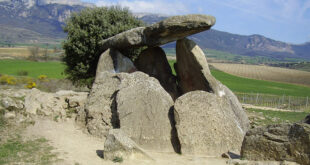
[25,118,229,165]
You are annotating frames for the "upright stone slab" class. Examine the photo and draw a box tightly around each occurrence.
[174,91,244,156]
[116,72,175,152]
[99,14,216,50]
[96,48,136,75]
[84,72,122,138]
[175,38,249,132]
[135,47,179,100]
[175,38,216,94]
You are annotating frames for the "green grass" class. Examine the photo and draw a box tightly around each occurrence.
[168,59,310,97]
[211,69,310,97]
[0,59,65,79]
[247,108,308,125]
[0,137,58,165]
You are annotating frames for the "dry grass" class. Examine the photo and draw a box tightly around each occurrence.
[210,63,310,87]
[0,47,54,58]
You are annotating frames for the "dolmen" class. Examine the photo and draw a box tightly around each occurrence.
[77,14,250,160]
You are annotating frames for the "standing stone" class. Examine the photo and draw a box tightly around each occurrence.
[84,71,177,149]
[84,72,123,138]
[135,47,179,100]
[104,129,154,161]
[241,123,310,165]
[175,38,216,94]
[99,14,216,50]
[116,72,175,152]
[175,38,249,132]
[174,91,244,156]
[96,48,136,76]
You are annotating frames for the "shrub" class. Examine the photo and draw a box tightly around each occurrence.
[62,6,144,87]
[38,75,48,82]
[17,70,28,76]
[25,81,36,89]
[0,75,17,85]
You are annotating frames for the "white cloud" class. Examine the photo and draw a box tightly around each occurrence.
[95,0,189,15]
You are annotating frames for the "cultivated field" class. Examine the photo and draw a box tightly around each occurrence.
[0,47,55,59]
[210,63,310,87]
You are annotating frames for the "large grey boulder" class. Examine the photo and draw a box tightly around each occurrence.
[175,38,249,132]
[104,129,153,161]
[241,123,310,165]
[116,72,175,152]
[96,48,136,75]
[174,91,245,156]
[84,71,176,152]
[135,47,179,100]
[99,14,215,49]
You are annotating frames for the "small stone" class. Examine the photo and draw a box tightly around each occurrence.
[104,129,154,161]
[4,112,16,119]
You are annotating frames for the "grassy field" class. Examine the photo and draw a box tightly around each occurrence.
[247,108,309,125]
[1,59,310,98]
[0,59,65,79]
[211,63,310,87]
[169,59,310,97]
[211,69,310,97]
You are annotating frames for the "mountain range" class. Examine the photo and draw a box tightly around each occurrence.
[0,0,309,60]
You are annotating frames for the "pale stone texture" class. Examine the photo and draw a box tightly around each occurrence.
[104,129,153,161]
[100,14,215,49]
[241,123,310,165]
[174,91,244,156]
[25,88,87,117]
[116,72,175,152]
[175,38,215,94]
[135,46,179,100]
[96,48,136,75]
[84,71,176,152]
[175,38,249,132]
[1,97,24,111]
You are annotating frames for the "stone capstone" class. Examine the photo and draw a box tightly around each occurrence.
[174,91,245,156]
[135,46,179,100]
[241,123,310,165]
[104,129,153,161]
[99,14,215,50]
[96,48,136,75]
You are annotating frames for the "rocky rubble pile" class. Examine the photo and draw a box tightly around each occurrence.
[0,88,87,120]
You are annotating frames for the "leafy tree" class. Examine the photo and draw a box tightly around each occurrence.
[62,6,144,87]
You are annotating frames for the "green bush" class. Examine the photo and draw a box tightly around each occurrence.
[62,6,144,87]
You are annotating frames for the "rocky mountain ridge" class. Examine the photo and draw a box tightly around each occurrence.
[0,0,309,60]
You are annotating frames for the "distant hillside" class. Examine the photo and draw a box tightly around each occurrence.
[140,15,310,61]
[0,1,309,61]
[0,0,89,44]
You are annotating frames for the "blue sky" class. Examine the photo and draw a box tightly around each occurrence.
[81,0,310,44]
